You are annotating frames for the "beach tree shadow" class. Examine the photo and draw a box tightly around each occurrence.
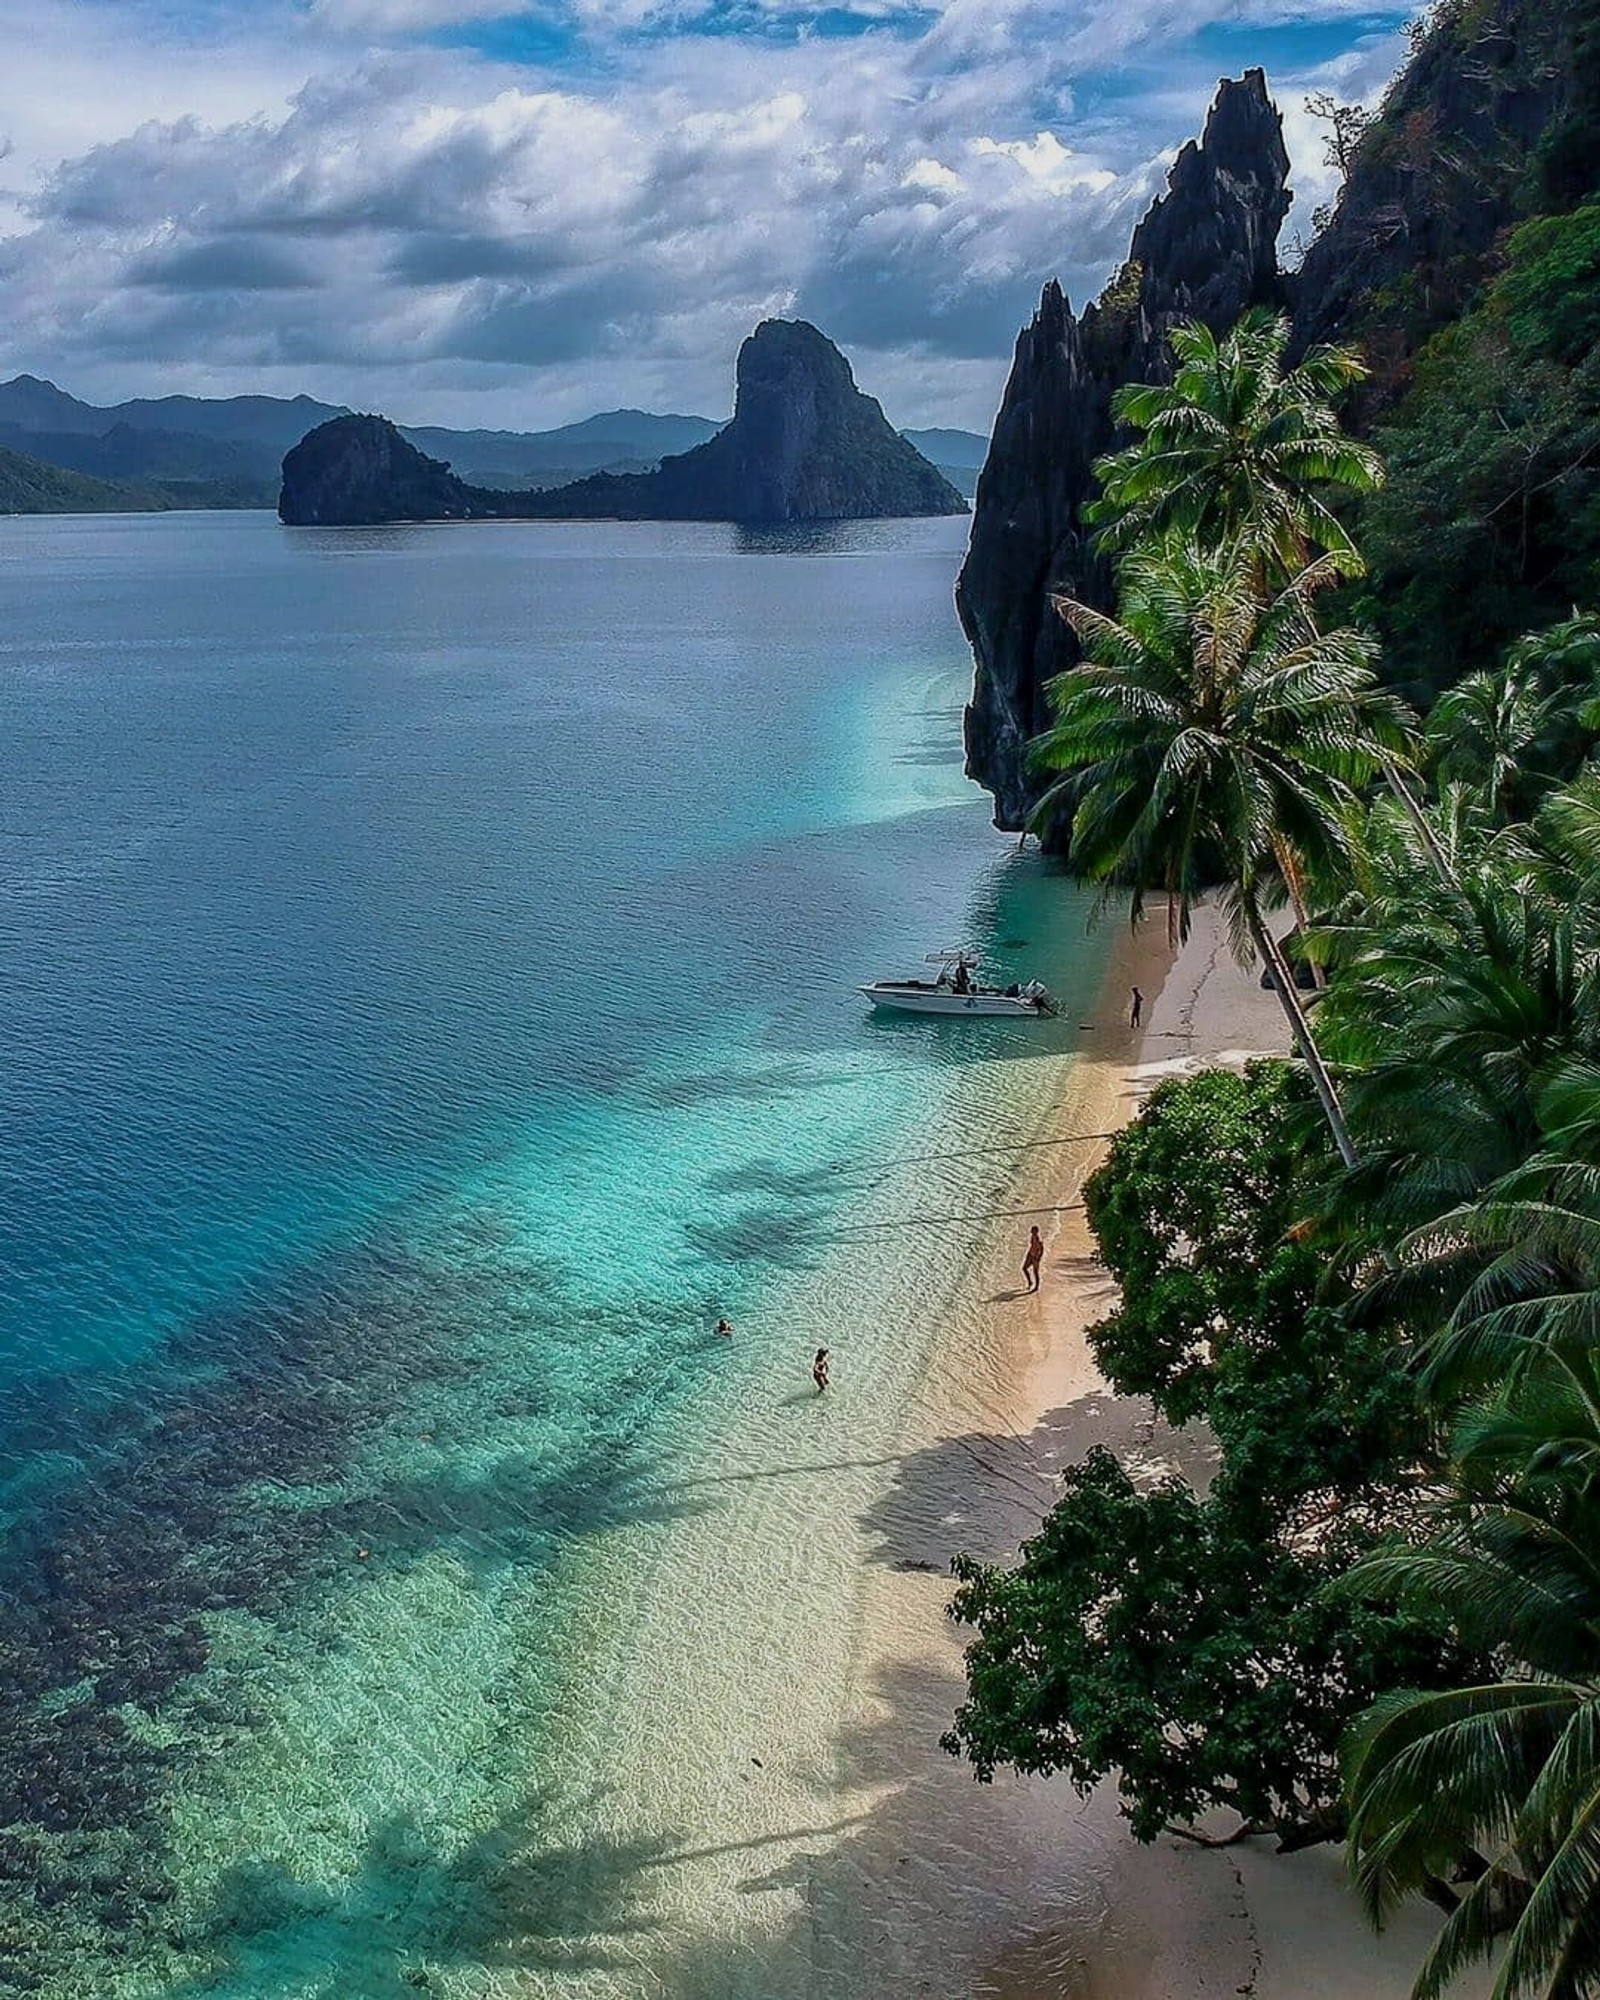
[857,1392,1211,1575]
[161,1794,676,1998]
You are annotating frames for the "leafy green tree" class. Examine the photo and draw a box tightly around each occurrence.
[1029,533,1416,1166]
[1083,1063,1327,1423]
[945,1066,1465,1845]
[1090,308,1384,577]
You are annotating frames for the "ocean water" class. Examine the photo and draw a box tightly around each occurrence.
[0,511,1105,1997]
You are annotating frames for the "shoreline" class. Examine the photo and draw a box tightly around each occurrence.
[831,901,1475,1999]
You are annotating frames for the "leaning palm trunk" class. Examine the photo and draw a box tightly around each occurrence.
[1381,757,1456,883]
[1246,902,1361,1170]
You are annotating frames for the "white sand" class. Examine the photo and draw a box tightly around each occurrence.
[483,904,1483,1999]
[831,902,1488,2000]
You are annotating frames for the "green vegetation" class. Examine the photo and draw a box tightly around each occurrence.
[1359,203,1600,703]
[0,444,168,516]
[1090,309,1382,573]
[947,1067,1468,1848]
[1031,310,1416,1165]
[947,133,1600,1987]
[1340,1353,1600,1998]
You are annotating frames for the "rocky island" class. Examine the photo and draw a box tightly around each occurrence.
[279,319,966,527]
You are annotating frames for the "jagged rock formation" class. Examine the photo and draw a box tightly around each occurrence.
[956,71,1291,834]
[279,321,965,527]
[537,320,965,521]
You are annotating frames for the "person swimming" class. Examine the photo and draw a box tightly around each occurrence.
[813,1347,830,1393]
[714,1317,734,1338]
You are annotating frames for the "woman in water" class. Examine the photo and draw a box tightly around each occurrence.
[813,1347,830,1393]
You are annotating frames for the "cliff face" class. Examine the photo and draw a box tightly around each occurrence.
[279,321,964,527]
[956,71,1291,833]
[572,319,966,521]
[1289,0,1592,387]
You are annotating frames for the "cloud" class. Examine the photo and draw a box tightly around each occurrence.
[309,0,540,29]
[128,237,324,291]
[0,0,1424,428]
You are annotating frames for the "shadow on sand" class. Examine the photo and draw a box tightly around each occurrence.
[183,1396,1186,1998]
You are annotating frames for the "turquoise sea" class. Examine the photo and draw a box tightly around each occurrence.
[0,511,1105,1997]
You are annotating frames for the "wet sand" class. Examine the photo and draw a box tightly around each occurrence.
[831,902,1484,2000]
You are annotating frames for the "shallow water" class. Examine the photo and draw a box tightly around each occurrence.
[0,510,1105,1996]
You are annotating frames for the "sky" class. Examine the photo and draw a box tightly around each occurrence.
[0,0,1420,433]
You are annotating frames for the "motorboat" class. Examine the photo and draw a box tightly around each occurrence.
[859,950,1058,1019]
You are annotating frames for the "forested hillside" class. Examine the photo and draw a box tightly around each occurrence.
[0,444,167,516]
[1299,0,1600,699]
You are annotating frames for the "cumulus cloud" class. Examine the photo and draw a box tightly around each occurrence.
[0,0,1422,428]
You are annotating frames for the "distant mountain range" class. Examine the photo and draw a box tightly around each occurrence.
[0,374,989,514]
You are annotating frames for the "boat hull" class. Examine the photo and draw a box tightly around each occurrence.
[859,983,1048,1018]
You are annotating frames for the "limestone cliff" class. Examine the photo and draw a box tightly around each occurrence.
[1289,0,1595,389]
[279,321,964,527]
[536,320,965,522]
[956,72,1291,835]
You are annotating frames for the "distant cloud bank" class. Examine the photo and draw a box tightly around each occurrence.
[0,0,1417,429]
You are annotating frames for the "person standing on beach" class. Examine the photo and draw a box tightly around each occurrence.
[1130,986,1144,1029]
[1022,1225,1044,1293]
[813,1347,830,1393]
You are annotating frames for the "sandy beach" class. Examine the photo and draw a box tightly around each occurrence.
[828,901,1484,2000]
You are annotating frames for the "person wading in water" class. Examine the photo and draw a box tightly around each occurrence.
[813,1347,830,1393]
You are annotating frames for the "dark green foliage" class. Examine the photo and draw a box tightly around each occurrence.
[0,444,168,515]
[1537,1,1600,208]
[1499,205,1600,366]
[1084,1065,1325,1423]
[1339,1354,1600,2000]
[1428,617,1600,821]
[1357,206,1600,703]
[945,1066,1465,1844]
[947,1445,1459,1844]
[1318,772,1600,1261]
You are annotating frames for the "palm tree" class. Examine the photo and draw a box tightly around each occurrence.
[1430,663,1564,824]
[1089,307,1384,577]
[1398,1061,1600,1405]
[1313,773,1600,1318]
[1316,833,1585,1253]
[1340,1356,1600,2000]
[1430,620,1600,823]
[1029,532,1416,1169]
[1090,307,1453,880]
